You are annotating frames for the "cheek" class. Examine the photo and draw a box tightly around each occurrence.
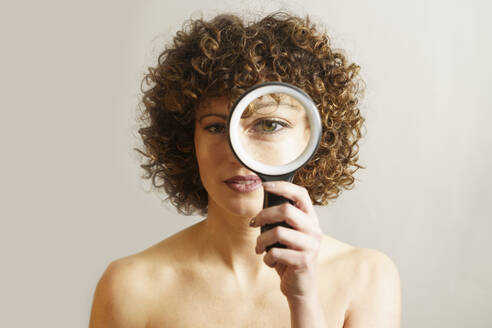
[194,132,216,175]
[195,129,225,161]
[194,138,222,195]
[196,142,222,170]
[194,133,205,168]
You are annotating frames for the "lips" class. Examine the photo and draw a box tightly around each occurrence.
[224,175,262,192]
[224,175,261,183]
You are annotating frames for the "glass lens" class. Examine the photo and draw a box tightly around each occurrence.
[238,92,311,166]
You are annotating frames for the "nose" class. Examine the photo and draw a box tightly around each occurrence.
[223,138,243,167]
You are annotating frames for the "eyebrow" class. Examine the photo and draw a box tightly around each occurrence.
[252,102,301,111]
[198,113,228,123]
[198,103,301,123]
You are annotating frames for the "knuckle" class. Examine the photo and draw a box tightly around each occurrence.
[294,183,304,193]
[263,254,269,265]
[264,251,274,266]
[273,226,284,240]
[303,188,310,199]
[285,215,296,229]
[299,255,309,270]
[280,203,290,216]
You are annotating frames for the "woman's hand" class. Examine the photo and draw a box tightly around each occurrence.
[249,180,324,300]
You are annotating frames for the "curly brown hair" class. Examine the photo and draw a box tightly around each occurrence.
[134,11,366,216]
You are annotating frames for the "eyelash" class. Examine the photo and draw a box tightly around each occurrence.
[204,119,290,135]
[251,118,290,134]
[204,123,226,134]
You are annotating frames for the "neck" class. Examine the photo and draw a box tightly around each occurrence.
[196,198,273,290]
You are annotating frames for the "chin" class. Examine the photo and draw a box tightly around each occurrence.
[226,200,263,218]
[216,189,263,218]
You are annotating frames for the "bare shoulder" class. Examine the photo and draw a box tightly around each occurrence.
[330,240,401,328]
[88,225,197,328]
[319,234,400,283]
[89,256,151,327]
[316,235,401,327]
[350,247,400,282]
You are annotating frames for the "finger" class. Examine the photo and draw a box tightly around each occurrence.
[274,263,287,276]
[256,226,319,254]
[251,202,320,235]
[263,247,315,271]
[262,181,314,215]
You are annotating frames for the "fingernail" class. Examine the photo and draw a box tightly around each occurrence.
[249,217,256,226]
[262,181,275,188]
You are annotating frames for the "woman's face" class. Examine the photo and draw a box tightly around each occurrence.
[194,97,264,218]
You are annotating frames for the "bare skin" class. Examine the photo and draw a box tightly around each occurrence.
[89,97,401,327]
[89,224,400,327]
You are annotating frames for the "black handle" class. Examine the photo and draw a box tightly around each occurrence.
[261,184,294,253]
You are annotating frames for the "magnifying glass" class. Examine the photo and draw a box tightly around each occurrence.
[227,82,322,252]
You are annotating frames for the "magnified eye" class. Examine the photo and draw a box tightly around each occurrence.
[251,119,290,134]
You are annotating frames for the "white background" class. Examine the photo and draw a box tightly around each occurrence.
[1,0,491,326]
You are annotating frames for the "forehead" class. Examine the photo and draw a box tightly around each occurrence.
[254,93,302,106]
[247,93,303,113]
[196,97,231,115]
[195,93,307,123]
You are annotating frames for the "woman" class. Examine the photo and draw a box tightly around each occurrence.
[89,11,401,328]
